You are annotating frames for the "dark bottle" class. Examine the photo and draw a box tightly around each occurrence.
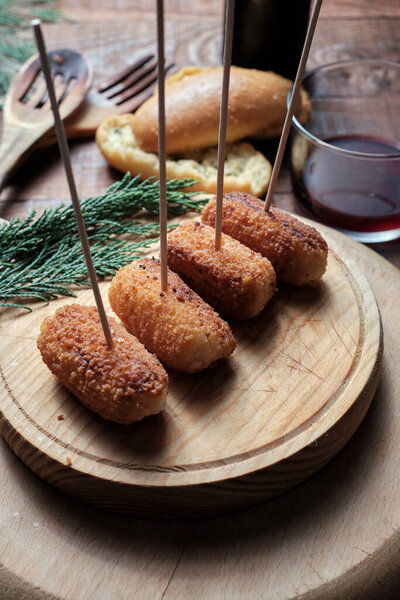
[229,0,311,79]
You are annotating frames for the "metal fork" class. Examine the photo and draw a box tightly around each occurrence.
[41,53,175,143]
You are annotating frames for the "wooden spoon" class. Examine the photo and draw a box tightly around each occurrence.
[0,49,93,191]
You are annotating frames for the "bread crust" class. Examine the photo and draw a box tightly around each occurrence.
[37,304,168,424]
[108,258,236,373]
[96,114,271,197]
[167,221,276,319]
[201,193,328,286]
[132,66,310,154]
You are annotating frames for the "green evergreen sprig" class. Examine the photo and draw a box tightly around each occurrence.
[0,0,63,100]
[0,174,207,311]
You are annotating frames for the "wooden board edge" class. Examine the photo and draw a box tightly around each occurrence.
[0,235,383,489]
[0,330,382,519]
[0,212,385,518]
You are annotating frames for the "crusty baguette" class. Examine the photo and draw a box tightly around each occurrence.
[96,113,272,197]
[132,66,310,154]
[167,221,276,320]
[37,304,168,424]
[201,193,328,287]
[108,258,236,373]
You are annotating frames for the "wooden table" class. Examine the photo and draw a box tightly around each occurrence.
[1,1,400,598]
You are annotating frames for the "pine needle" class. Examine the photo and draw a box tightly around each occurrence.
[0,174,207,311]
[0,0,63,101]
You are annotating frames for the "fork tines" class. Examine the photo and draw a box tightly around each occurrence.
[98,53,154,93]
[98,54,174,106]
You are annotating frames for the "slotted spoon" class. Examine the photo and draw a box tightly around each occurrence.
[0,49,93,191]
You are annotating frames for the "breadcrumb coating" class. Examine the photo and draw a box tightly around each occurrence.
[37,304,168,424]
[108,258,236,373]
[167,221,276,320]
[201,192,328,286]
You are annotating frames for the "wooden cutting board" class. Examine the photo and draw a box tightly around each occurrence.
[1,222,399,599]
[0,220,382,518]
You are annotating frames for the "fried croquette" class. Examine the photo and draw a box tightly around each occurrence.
[37,304,168,424]
[201,192,328,286]
[167,221,276,320]
[108,258,236,373]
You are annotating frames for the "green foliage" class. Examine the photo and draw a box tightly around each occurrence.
[0,0,63,100]
[0,174,207,311]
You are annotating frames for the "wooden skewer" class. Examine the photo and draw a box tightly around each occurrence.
[32,19,113,348]
[215,0,235,251]
[264,0,323,212]
[156,0,168,291]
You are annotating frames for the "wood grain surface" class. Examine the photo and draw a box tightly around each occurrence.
[0,223,382,518]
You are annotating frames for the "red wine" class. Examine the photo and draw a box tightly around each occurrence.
[292,135,400,234]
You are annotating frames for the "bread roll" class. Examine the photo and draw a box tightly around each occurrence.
[37,304,168,424]
[96,114,271,197]
[201,193,328,286]
[132,66,310,154]
[167,221,276,320]
[109,258,236,373]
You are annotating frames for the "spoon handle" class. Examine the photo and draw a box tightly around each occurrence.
[0,122,46,192]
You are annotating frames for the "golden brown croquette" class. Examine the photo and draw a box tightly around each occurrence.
[201,192,328,286]
[167,221,276,320]
[37,304,168,424]
[108,258,236,373]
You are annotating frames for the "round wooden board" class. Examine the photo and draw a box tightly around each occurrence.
[3,223,400,600]
[0,221,382,518]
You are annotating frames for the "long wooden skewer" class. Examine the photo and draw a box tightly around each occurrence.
[156,0,168,291]
[215,0,235,250]
[264,0,323,212]
[32,19,113,348]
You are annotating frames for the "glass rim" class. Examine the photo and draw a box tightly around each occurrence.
[289,58,400,160]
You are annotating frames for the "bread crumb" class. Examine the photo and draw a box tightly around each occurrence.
[57,414,64,421]
[66,457,72,467]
